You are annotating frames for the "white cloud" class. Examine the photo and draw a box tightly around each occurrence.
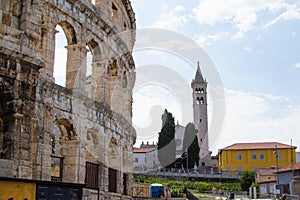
[192,0,300,39]
[295,62,300,68]
[195,32,227,47]
[264,3,300,28]
[151,5,190,30]
[244,46,253,53]
[212,89,300,154]
[192,0,268,39]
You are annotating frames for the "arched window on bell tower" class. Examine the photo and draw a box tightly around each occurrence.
[200,97,204,104]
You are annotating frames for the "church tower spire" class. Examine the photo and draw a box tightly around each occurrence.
[194,61,205,83]
[191,61,210,167]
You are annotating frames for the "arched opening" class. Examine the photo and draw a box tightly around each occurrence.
[51,118,77,182]
[200,97,204,104]
[53,25,67,87]
[123,71,127,88]
[55,118,77,140]
[112,3,119,24]
[86,40,102,99]
[86,45,92,78]
[53,21,78,88]
[196,97,200,104]
[85,45,92,95]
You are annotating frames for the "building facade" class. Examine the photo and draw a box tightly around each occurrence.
[296,152,300,163]
[0,0,136,199]
[133,147,159,172]
[218,142,296,173]
[256,168,276,196]
[275,162,300,195]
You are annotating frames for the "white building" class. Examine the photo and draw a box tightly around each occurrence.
[175,124,185,158]
[133,147,160,172]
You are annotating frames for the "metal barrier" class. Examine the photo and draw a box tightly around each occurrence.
[135,169,242,180]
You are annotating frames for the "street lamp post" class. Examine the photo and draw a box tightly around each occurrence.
[186,150,189,182]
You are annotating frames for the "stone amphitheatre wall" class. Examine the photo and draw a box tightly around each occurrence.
[0,0,136,199]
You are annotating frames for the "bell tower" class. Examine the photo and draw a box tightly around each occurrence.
[191,62,210,167]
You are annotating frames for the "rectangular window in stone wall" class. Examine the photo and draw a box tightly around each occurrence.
[109,168,117,193]
[85,162,99,189]
[51,155,63,182]
[123,173,128,195]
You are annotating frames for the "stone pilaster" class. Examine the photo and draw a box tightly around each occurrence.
[39,22,56,82]
[66,44,88,93]
[13,113,33,179]
[110,78,123,114]
[39,105,52,181]
[61,140,86,183]
[91,56,107,102]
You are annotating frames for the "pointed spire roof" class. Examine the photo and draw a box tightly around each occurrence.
[194,61,205,83]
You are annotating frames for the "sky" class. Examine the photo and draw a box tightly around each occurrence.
[130,0,300,154]
[53,0,300,155]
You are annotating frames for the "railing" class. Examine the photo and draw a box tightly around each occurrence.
[135,168,242,180]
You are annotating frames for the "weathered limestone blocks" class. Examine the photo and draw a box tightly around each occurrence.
[0,0,136,199]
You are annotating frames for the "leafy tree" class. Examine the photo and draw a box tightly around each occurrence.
[182,123,200,169]
[240,171,255,191]
[157,109,176,168]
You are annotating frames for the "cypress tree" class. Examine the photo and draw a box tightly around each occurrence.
[182,122,200,169]
[157,109,176,168]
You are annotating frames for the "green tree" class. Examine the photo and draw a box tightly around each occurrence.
[157,109,176,168]
[240,171,255,191]
[182,123,200,169]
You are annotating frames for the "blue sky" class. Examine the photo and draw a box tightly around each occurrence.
[53,0,300,155]
[130,0,300,154]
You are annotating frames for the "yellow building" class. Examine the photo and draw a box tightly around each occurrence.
[218,142,296,173]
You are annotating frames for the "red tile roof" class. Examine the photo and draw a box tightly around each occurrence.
[257,168,276,176]
[133,147,156,153]
[220,142,296,151]
[275,162,300,173]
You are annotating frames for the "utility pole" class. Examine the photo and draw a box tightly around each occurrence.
[275,145,280,197]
